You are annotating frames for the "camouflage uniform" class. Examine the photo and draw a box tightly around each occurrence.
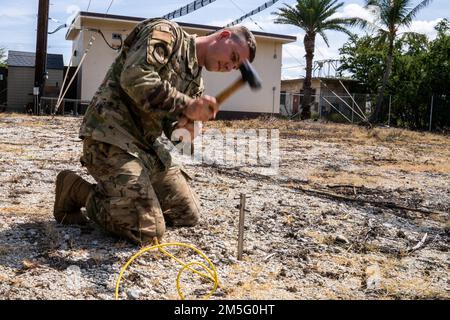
[79,18,203,244]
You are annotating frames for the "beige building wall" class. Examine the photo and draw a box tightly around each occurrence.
[281,78,323,94]
[201,39,282,114]
[7,67,34,112]
[7,67,63,112]
[280,78,323,109]
[67,14,294,115]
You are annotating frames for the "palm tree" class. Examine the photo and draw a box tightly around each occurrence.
[355,0,433,123]
[273,0,355,119]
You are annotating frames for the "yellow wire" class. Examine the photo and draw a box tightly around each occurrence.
[115,241,219,300]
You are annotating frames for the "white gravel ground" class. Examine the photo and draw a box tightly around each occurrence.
[0,114,448,300]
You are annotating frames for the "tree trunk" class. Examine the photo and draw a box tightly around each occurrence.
[301,32,316,120]
[370,37,394,123]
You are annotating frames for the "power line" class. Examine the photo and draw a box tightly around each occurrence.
[86,0,92,12]
[282,65,305,70]
[227,0,329,69]
[227,0,264,31]
[284,47,305,69]
[228,0,246,14]
[226,0,280,28]
[55,0,118,114]
[163,0,217,20]
[225,0,305,74]
[48,23,67,34]
[88,28,122,51]
[105,0,114,15]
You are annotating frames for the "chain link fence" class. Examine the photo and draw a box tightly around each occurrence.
[36,93,447,132]
[280,92,376,122]
[280,92,449,132]
[427,94,448,131]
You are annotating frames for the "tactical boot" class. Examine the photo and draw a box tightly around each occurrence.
[54,170,93,225]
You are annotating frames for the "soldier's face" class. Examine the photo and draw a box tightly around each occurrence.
[205,31,250,72]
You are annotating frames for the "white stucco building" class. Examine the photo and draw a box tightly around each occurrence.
[66,12,296,118]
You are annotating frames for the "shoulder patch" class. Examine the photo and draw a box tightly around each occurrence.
[146,22,178,66]
[157,24,172,33]
[152,43,169,65]
[152,29,173,44]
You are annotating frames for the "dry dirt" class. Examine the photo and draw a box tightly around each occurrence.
[0,113,448,300]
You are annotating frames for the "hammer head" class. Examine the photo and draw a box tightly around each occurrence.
[239,60,262,90]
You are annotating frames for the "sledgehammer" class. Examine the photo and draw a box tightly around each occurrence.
[215,60,262,106]
[172,60,262,142]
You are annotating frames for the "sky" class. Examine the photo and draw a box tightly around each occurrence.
[0,0,448,79]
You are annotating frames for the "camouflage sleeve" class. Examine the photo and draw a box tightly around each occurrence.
[162,113,178,142]
[163,78,205,142]
[191,78,205,99]
[119,22,192,114]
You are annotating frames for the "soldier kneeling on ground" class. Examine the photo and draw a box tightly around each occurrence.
[53,18,257,246]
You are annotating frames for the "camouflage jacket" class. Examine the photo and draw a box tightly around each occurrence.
[79,18,204,168]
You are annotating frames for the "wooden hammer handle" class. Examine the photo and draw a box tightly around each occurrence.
[215,78,245,106]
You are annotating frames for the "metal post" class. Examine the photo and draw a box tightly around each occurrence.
[272,86,275,117]
[388,95,392,127]
[319,92,322,119]
[237,193,246,261]
[429,95,434,131]
[351,94,355,123]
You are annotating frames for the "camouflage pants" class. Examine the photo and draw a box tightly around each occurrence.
[80,138,200,245]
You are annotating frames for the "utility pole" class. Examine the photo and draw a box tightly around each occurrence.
[34,0,49,115]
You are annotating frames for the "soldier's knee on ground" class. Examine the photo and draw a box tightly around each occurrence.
[166,195,200,227]
[86,190,167,245]
[152,166,201,227]
[81,140,167,245]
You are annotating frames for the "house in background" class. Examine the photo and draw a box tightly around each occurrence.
[6,51,64,112]
[0,67,7,110]
[280,77,360,117]
[66,11,296,118]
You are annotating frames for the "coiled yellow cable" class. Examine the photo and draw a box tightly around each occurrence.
[115,241,219,300]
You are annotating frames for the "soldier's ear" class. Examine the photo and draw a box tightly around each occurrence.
[218,30,231,41]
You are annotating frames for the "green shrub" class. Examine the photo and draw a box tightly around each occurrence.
[327,113,348,123]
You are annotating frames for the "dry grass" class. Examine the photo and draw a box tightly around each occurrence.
[0,114,447,300]
[0,205,33,215]
[207,118,450,147]
[309,171,382,187]
[381,162,450,174]
[382,276,448,299]
[224,263,283,299]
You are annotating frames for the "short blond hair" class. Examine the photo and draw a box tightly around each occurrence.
[227,25,257,63]
[210,25,257,62]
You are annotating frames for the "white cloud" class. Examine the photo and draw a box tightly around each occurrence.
[334,3,443,40]
[65,4,82,26]
[0,0,36,32]
[331,3,378,22]
[0,7,34,18]
[208,12,300,35]
[400,18,444,40]
[1,0,443,80]
[0,7,35,27]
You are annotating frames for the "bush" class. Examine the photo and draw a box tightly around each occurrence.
[311,112,320,120]
[327,113,348,123]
